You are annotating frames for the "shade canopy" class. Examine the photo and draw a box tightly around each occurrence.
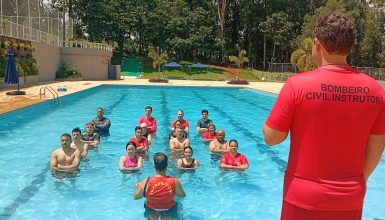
[189,63,208,68]
[164,62,182,67]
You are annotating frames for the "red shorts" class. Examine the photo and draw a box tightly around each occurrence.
[281,201,362,220]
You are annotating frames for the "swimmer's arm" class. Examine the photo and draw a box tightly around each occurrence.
[176,159,183,169]
[134,179,147,199]
[175,179,186,197]
[81,144,89,157]
[185,125,189,133]
[60,151,81,170]
[194,159,199,168]
[364,134,385,181]
[262,124,288,146]
[118,156,126,170]
[209,141,216,152]
[169,139,176,151]
[50,152,59,170]
[136,156,143,169]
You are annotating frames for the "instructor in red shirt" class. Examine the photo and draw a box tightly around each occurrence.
[263,12,385,220]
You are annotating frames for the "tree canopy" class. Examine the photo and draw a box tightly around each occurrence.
[69,0,385,68]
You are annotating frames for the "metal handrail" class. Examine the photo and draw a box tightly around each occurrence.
[39,86,59,103]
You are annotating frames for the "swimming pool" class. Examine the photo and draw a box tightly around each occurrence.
[0,85,384,219]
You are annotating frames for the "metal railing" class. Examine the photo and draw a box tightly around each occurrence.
[39,86,59,103]
[1,20,112,51]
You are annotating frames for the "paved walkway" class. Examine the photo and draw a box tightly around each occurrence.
[0,79,284,114]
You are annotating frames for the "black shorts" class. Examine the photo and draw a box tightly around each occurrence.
[144,202,179,219]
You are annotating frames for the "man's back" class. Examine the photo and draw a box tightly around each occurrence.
[266,65,385,210]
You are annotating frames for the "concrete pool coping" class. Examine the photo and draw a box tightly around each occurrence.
[0,78,284,115]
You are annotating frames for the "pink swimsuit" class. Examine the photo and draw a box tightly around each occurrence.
[124,155,138,168]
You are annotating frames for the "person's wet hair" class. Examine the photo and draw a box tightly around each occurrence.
[72,127,81,134]
[154,152,168,171]
[201,109,208,114]
[61,133,72,140]
[175,119,182,126]
[126,141,137,150]
[145,106,153,112]
[314,12,356,55]
[229,139,238,147]
[184,146,193,155]
[208,123,216,129]
[97,107,104,112]
[135,126,143,132]
[86,122,94,127]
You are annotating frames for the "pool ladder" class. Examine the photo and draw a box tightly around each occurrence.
[39,86,59,103]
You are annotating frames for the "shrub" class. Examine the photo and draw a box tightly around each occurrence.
[56,64,82,79]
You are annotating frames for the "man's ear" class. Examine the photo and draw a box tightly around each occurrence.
[313,38,322,51]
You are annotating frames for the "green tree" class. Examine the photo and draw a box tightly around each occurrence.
[229,50,249,80]
[290,38,316,72]
[259,12,294,65]
[148,48,168,79]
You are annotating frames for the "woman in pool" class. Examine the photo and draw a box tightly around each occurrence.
[176,146,199,169]
[119,142,143,171]
[220,139,248,170]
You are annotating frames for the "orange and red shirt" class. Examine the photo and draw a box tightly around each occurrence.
[145,176,176,210]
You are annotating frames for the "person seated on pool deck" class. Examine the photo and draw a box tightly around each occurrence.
[81,122,100,148]
[168,119,188,139]
[91,107,111,136]
[209,129,230,154]
[138,106,157,143]
[71,127,89,157]
[134,152,186,220]
[171,109,189,133]
[129,126,150,155]
[196,109,213,134]
[176,146,199,170]
[170,128,190,158]
[220,139,249,171]
[119,142,143,171]
[50,133,81,171]
[202,123,217,142]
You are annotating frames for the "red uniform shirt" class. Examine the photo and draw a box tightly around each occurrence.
[129,137,149,149]
[171,119,189,130]
[266,65,385,210]
[220,152,248,166]
[138,117,157,134]
[202,131,217,140]
[145,176,176,210]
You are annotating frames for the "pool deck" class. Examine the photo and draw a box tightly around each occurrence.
[0,79,284,114]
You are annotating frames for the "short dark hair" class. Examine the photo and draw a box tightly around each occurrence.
[135,126,143,132]
[126,141,137,150]
[208,123,215,129]
[201,109,208,114]
[154,152,168,171]
[177,109,184,114]
[61,133,72,140]
[184,146,193,155]
[314,12,356,55]
[72,127,81,134]
[97,107,104,111]
[229,139,238,147]
[86,122,94,127]
[145,106,152,112]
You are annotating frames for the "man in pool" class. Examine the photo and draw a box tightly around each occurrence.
[82,122,100,147]
[262,12,385,220]
[169,128,190,157]
[209,129,229,153]
[91,107,111,136]
[134,152,186,219]
[50,133,81,171]
[196,109,213,134]
[129,126,149,155]
[71,127,89,157]
[171,109,189,134]
[138,106,157,143]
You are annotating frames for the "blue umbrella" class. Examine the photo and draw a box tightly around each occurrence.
[4,47,25,95]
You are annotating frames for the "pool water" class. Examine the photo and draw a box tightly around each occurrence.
[0,85,384,220]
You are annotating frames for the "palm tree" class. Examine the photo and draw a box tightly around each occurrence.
[290,38,316,72]
[148,48,168,79]
[228,50,249,80]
